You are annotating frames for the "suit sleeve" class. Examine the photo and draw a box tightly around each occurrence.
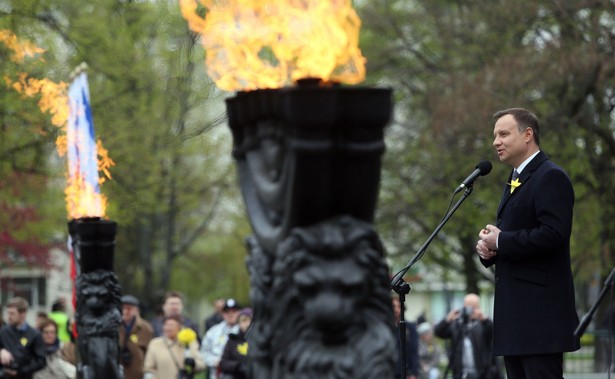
[18,333,46,375]
[497,168,574,261]
[433,319,452,339]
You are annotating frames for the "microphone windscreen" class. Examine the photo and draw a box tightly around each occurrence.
[476,160,493,176]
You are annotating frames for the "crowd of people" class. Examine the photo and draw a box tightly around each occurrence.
[0,107,587,379]
[393,293,503,379]
[0,293,252,379]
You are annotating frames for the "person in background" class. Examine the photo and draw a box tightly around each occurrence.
[143,314,204,379]
[203,298,225,333]
[33,319,76,379]
[477,108,580,378]
[392,297,419,379]
[59,318,77,366]
[201,298,242,379]
[151,292,200,341]
[434,293,500,379]
[416,322,442,379]
[0,297,46,379]
[219,308,252,379]
[119,295,153,379]
[48,299,70,344]
[35,312,49,330]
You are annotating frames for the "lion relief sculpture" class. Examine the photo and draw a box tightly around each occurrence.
[268,216,396,379]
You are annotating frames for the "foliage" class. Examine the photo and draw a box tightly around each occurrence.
[0,25,65,271]
[2,0,614,322]
[358,0,615,297]
[1,0,238,310]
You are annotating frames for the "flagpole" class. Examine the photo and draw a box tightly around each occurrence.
[65,64,122,379]
[69,62,88,81]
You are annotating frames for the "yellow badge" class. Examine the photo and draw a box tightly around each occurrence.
[20,337,28,346]
[130,334,138,343]
[509,178,521,194]
[236,342,248,356]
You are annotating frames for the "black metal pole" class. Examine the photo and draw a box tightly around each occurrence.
[391,186,475,379]
[396,282,411,379]
[390,186,475,291]
[574,267,615,339]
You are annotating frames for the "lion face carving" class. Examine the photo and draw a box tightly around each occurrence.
[266,216,396,379]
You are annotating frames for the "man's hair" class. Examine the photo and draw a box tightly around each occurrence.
[493,107,541,146]
[51,298,66,312]
[7,297,29,313]
[165,291,184,303]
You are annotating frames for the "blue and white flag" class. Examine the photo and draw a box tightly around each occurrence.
[67,72,100,193]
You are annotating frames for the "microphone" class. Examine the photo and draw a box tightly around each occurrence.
[454,160,492,194]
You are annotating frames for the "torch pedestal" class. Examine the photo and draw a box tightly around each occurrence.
[227,81,396,379]
[68,218,122,379]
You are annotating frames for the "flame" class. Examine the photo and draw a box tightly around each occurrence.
[1,31,114,219]
[0,30,45,63]
[179,0,366,91]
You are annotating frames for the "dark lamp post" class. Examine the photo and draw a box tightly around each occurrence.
[227,79,397,379]
[68,217,122,379]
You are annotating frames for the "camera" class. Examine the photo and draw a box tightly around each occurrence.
[460,306,473,323]
[120,346,132,366]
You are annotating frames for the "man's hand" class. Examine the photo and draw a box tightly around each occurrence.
[0,348,14,366]
[446,308,460,322]
[3,368,17,376]
[476,224,500,260]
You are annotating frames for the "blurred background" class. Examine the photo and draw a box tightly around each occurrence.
[1,0,614,376]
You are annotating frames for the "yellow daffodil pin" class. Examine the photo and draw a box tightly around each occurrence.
[130,334,138,343]
[20,337,28,346]
[236,342,248,356]
[509,178,521,194]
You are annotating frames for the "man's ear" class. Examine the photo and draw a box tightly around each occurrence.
[524,127,534,143]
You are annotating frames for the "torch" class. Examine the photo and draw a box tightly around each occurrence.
[65,63,122,379]
[182,2,397,378]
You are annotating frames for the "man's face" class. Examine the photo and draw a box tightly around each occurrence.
[214,299,225,313]
[122,304,139,323]
[163,296,183,316]
[223,309,240,326]
[493,114,532,167]
[6,307,25,327]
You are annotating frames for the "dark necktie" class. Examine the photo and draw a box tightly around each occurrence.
[512,169,520,181]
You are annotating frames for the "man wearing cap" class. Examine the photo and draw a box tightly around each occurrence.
[200,298,242,379]
[119,295,153,379]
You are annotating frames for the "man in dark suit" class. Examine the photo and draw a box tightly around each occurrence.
[476,108,580,379]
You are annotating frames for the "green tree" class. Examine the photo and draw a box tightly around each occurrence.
[358,0,614,301]
[1,0,242,311]
[1,28,66,271]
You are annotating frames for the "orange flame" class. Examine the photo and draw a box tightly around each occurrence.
[0,30,45,63]
[179,0,366,91]
[1,31,114,219]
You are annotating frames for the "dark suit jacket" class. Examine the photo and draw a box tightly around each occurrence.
[481,151,580,356]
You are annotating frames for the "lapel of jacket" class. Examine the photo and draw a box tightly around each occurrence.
[496,151,548,218]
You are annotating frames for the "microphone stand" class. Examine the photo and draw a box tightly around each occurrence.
[391,185,475,379]
[574,267,615,339]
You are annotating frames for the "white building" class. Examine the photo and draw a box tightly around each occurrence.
[1,247,73,325]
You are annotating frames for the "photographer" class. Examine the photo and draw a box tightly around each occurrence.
[118,295,153,379]
[0,297,46,379]
[434,294,501,379]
